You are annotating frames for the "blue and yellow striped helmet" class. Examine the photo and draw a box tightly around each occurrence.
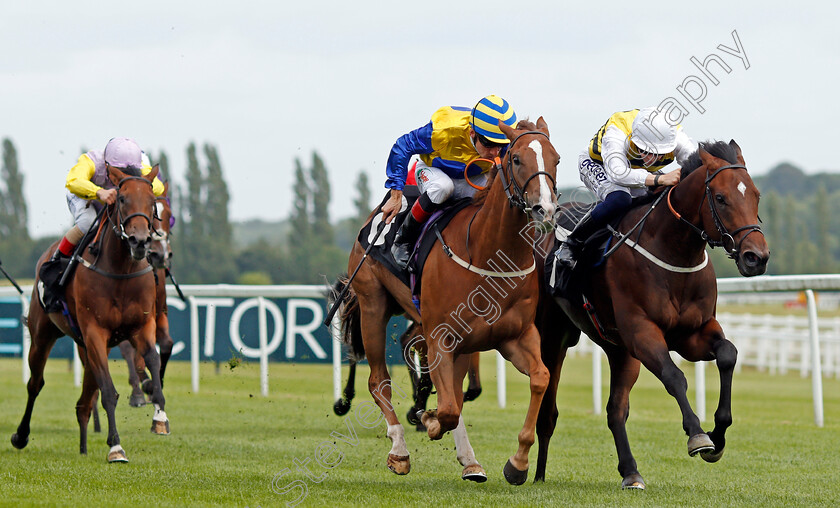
[470,95,517,144]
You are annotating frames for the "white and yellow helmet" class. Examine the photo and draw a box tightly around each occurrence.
[631,107,678,154]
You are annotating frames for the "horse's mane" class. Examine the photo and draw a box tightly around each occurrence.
[122,167,143,177]
[681,140,739,178]
[472,119,538,206]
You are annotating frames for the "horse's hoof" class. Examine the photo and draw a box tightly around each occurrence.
[10,433,28,450]
[107,445,129,463]
[333,398,351,416]
[700,447,725,463]
[463,387,482,402]
[688,433,715,456]
[129,392,147,407]
[420,411,442,440]
[151,419,170,435]
[387,454,410,475]
[141,378,154,395]
[462,464,487,483]
[503,459,528,486]
[621,473,646,490]
[406,407,421,426]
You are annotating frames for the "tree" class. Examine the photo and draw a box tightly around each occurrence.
[0,138,32,277]
[203,143,236,282]
[353,171,371,226]
[814,187,833,272]
[310,152,333,245]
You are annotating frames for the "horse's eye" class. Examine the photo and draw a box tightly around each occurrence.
[512,155,521,165]
[715,194,726,205]
[118,196,126,205]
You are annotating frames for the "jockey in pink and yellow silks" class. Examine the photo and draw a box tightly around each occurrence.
[54,137,165,261]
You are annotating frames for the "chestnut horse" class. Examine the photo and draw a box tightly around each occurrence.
[535,140,769,489]
[11,166,169,463]
[346,118,558,484]
[119,182,176,407]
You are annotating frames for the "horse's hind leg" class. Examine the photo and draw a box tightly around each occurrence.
[678,318,736,463]
[534,343,570,483]
[498,326,550,486]
[11,303,60,450]
[118,341,146,407]
[463,352,482,402]
[333,359,356,416]
[449,355,486,482]
[604,348,645,489]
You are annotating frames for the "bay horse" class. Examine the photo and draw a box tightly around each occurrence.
[344,118,558,484]
[11,165,170,463]
[118,182,176,407]
[535,140,769,489]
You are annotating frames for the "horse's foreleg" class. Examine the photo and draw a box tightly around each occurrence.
[679,318,736,463]
[448,355,486,482]
[534,343,570,483]
[82,331,126,462]
[498,326,550,486]
[424,348,460,439]
[628,322,711,457]
[138,319,169,435]
[75,355,100,455]
[605,348,645,489]
[118,341,146,407]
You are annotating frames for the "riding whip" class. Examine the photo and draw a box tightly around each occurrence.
[323,220,387,328]
[0,257,23,294]
[165,267,187,303]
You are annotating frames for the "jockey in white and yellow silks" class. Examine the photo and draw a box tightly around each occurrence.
[54,137,165,261]
[382,95,518,270]
[555,107,698,269]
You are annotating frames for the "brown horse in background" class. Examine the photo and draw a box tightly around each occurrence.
[119,182,176,407]
[535,140,769,489]
[339,118,559,484]
[11,166,170,463]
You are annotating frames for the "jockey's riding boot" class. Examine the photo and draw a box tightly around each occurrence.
[391,214,424,270]
[555,211,598,269]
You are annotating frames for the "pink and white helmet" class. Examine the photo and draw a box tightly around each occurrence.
[104,137,143,169]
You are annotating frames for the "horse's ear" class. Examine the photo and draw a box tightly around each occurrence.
[536,116,549,137]
[499,120,516,142]
[108,165,127,186]
[147,164,160,183]
[698,148,716,168]
[729,139,746,165]
[163,180,170,197]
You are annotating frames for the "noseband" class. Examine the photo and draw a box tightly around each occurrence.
[667,163,764,259]
[496,131,556,212]
[110,176,158,241]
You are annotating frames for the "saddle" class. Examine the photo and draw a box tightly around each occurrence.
[357,188,474,311]
[38,208,104,313]
[546,191,662,302]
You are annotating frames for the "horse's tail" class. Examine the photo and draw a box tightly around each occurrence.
[328,274,365,361]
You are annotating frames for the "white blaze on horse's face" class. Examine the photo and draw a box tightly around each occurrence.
[527,139,556,222]
[737,181,747,198]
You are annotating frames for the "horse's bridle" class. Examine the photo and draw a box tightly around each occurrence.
[110,175,159,241]
[496,130,556,212]
[667,163,764,259]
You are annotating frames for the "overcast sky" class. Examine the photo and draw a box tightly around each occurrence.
[2,1,837,237]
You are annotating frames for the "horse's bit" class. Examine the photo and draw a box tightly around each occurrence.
[668,163,764,259]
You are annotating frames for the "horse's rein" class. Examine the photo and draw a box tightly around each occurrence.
[666,163,764,259]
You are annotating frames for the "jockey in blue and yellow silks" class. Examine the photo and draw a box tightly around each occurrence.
[53,137,165,261]
[382,95,517,270]
[555,107,698,269]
